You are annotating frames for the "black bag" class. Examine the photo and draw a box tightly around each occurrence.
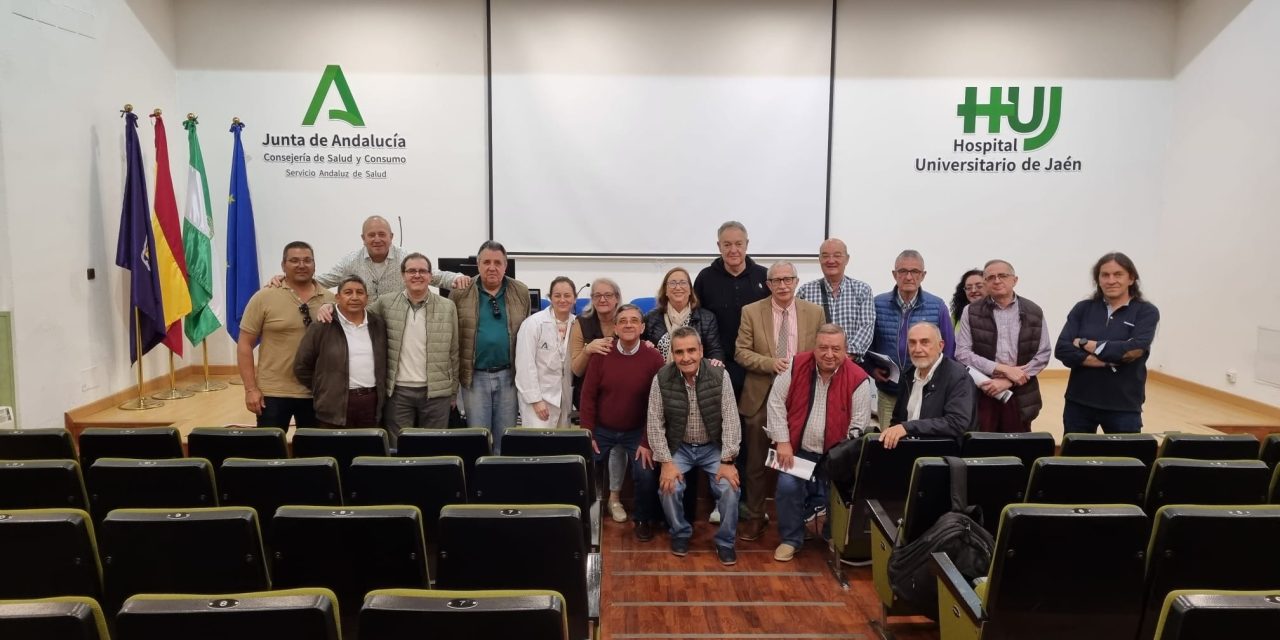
[824,430,866,505]
[887,456,995,619]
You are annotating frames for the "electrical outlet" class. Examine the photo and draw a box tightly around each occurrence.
[1226,369,1238,384]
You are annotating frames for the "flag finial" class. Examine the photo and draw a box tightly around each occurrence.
[152,108,162,116]
[232,117,241,125]
[187,113,197,121]
[122,104,133,113]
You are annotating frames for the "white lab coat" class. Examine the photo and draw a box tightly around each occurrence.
[514,306,575,427]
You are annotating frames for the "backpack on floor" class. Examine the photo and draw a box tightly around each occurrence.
[887,456,995,619]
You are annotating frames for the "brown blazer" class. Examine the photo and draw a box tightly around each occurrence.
[734,297,824,415]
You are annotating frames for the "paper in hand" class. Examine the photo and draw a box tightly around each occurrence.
[766,448,817,481]
[966,365,1013,403]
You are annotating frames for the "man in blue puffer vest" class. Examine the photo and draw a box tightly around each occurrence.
[868,250,955,425]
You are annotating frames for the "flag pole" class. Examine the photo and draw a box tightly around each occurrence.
[226,115,246,387]
[120,307,163,410]
[153,349,194,400]
[186,342,228,392]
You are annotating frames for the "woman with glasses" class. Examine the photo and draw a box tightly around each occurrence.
[514,276,578,427]
[644,267,725,365]
[569,277,633,522]
[950,268,985,328]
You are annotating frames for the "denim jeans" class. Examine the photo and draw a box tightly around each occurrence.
[775,449,826,548]
[464,369,518,453]
[1062,400,1143,435]
[659,443,739,549]
[592,427,658,522]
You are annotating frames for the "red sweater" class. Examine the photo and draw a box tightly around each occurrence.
[580,341,664,433]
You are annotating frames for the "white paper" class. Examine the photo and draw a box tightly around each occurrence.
[766,448,817,481]
[966,365,1013,403]
[865,351,900,384]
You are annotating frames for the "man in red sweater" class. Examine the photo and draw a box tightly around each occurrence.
[580,304,664,541]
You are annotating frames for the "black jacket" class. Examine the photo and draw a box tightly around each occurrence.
[693,256,768,395]
[890,356,976,441]
[643,306,725,362]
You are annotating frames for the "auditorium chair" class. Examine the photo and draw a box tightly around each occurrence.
[869,456,1024,632]
[1152,589,1280,639]
[99,507,271,612]
[218,457,343,530]
[86,457,217,522]
[629,296,657,314]
[0,459,89,510]
[346,455,466,545]
[1156,432,1259,461]
[470,454,597,549]
[115,588,341,640]
[269,505,430,615]
[1271,464,1280,504]
[932,504,1149,640]
[959,431,1055,483]
[1143,458,1270,514]
[1060,432,1158,467]
[0,597,109,640]
[0,508,101,601]
[397,427,491,477]
[290,428,389,478]
[77,426,183,469]
[1024,456,1148,505]
[501,427,599,501]
[436,505,598,640]
[829,434,959,576]
[0,427,76,461]
[1260,433,1280,470]
[187,427,288,471]
[360,589,569,640]
[1137,505,1280,640]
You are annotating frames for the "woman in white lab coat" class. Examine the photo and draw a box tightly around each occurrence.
[515,276,578,427]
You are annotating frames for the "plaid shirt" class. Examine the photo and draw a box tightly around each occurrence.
[646,368,741,463]
[797,276,875,356]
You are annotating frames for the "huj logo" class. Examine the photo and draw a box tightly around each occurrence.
[956,86,1061,151]
[302,65,365,127]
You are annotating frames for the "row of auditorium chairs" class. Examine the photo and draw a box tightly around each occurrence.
[830,432,1280,566]
[867,456,1280,638]
[0,453,600,549]
[927,503,1280,640]
[0,504,600,640]
[0,588,573,640]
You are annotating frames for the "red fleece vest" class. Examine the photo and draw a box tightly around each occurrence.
[785,351,869,452]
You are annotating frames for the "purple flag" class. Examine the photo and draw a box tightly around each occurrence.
[114,110,167,362]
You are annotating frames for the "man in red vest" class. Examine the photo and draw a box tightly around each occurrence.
[765,323,872,562]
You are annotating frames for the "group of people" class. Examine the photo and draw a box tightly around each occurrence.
[234,216,1160,566]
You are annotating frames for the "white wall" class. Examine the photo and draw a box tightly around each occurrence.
[0,0,182,427]
[1151,0,1280,407]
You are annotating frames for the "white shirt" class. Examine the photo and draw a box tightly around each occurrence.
[906,353,943,422]
[337,309,377,389]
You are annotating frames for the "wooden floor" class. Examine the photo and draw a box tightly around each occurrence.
[68,370,1280,639]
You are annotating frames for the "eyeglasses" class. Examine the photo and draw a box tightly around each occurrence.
[894,269,925,278]
[666,280,690,288]
[488,295,503,319]
[766,276,798,285]
[298,303,312,327]
[403,268,431,276]
[984,273,1014,282]
[592,292,617,301]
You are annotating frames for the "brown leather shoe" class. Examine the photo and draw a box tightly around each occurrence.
[635,521,654,542]
[738,518,766,542]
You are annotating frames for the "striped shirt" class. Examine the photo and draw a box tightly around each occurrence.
[797,276,875,356]
[646,369,741,463]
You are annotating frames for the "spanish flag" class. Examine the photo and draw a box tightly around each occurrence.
[150,111,192,354]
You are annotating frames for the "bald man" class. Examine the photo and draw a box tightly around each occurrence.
[272,216,472,301]
[879,322,976,449]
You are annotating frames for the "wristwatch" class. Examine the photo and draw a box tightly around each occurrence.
[1076,338,1087,349]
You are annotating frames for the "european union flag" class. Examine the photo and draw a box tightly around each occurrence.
[114,110,167,363]
[225,120,260,342]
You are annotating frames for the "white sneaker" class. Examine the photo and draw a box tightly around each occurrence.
[609,501,628,523]
[709,507,721,524]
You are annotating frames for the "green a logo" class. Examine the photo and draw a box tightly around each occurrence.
[302,65,365,127]
[957,86,1061,151]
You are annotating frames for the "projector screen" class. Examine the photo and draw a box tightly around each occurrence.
[489,0,833,256]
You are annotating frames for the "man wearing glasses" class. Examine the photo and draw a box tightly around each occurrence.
[734,261,824,542]
[954,260,1050,433]
[869,250,955,428]
[451,240,530,452]
[237,241,335,431]
[796,238,875,361]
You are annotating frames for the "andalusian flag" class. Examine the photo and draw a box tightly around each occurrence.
[181,116,222,345]
[150,111,192,354]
